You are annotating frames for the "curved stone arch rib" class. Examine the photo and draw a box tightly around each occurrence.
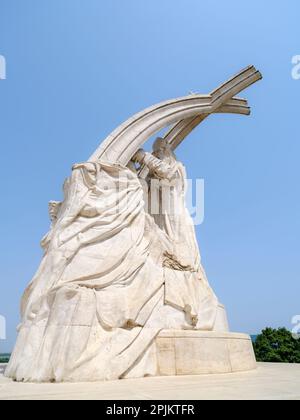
[137,98,250,179]
[89,66,262,166]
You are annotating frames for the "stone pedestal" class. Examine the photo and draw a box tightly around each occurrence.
[155,330,256,376]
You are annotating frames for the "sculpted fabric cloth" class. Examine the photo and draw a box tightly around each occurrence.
[6,162,218,382]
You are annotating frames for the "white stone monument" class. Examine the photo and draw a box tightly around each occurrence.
[6,66,262,382]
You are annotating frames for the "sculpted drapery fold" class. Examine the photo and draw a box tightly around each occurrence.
[6,156,220,382]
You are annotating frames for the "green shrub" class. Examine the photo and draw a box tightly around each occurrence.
[0,354,10,364]
[253,328,300,363]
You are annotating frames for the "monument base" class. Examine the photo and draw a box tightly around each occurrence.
[155,330,256,376]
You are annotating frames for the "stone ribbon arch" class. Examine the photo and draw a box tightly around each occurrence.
[89,66,262,166]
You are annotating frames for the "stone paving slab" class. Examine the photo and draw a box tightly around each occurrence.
[0,363,299,400]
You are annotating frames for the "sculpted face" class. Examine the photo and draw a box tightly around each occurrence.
[153,137,173,160]
[48,201,61,223]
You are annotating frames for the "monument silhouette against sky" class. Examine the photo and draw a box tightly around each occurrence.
[6,66,262,382]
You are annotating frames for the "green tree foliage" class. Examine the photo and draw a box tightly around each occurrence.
[0,354,10,363]
[254,328,300,363]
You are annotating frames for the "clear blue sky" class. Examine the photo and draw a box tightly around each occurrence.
[0,0,299,352]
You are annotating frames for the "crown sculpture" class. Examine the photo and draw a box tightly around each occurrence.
[6,66,262,382]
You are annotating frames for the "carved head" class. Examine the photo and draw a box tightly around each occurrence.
[153,137,175,160]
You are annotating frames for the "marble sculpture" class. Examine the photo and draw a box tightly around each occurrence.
[6,66,262,382]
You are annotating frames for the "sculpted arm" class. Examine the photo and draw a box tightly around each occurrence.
[132,149,176,180]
